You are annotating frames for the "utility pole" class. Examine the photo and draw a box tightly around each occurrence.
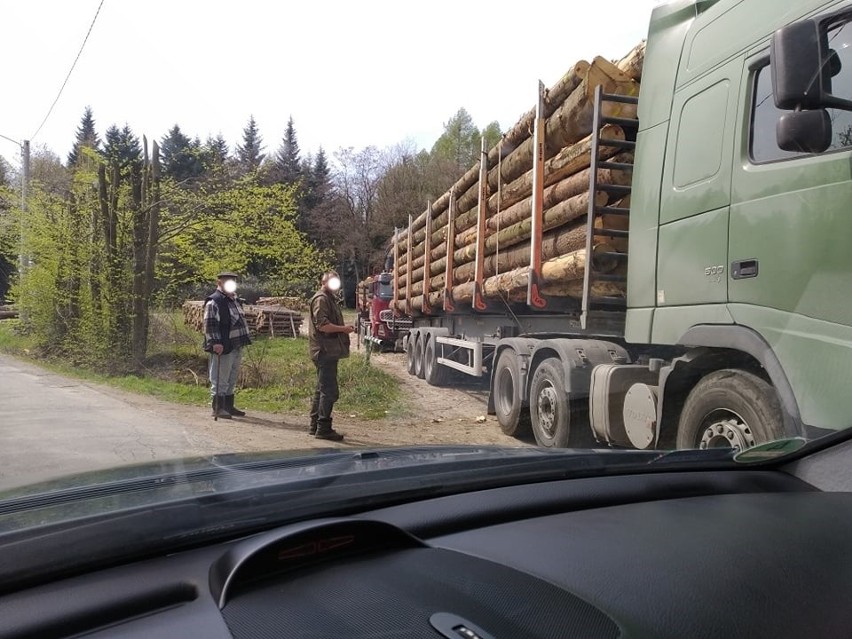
[19,140,30,275]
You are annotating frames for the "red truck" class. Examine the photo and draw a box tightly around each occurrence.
[356,272,411,353]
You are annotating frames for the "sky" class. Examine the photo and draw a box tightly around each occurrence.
[0,0,662,169]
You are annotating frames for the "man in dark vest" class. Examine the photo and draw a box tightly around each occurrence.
[308,271,353,441]
[203,271,252,419]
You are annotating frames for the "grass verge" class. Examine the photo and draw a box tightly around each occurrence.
[0,314,401,420]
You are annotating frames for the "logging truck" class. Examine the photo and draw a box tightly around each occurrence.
[390,0,852,451]
[356,273,411,352]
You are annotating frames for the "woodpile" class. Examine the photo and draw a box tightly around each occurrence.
[257,296,310,312]
[182,300,304,338]
[0,305,18,321]
[392,43,644,313]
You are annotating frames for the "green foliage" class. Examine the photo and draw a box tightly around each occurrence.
[431,107,481,171]
[0,317,401,420]
[272,116,302,185]
[67,106,101,168]
[157,176,330,301]
[482,120,502,151]
[161,125,203,182]
[236,115,265,174]
[104,124,142,175]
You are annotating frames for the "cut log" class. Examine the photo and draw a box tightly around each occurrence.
[407,190,599,282]
[399,60,592,248]
[398,249,624,312]
[397,133,629,272]
[617,41,645,82]
[407,226,618,296]
[491,58,638,193]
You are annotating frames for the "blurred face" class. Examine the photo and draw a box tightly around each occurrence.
[221,279,238,294]
[323,272,341,292]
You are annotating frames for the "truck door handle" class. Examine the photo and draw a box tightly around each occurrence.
[731,259,758,280]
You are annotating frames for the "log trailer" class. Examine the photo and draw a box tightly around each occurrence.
[390,0,852,450]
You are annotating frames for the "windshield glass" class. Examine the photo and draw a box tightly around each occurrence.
[0,0,846,538]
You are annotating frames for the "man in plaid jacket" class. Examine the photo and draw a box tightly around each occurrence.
[203,272,252,419]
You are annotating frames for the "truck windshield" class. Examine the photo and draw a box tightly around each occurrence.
[377,282,394,299]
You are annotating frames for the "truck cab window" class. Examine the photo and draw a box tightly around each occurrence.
[751,21,852,163]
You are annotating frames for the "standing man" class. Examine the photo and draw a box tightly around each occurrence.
[308,271,353,441]
[203,271,252,419]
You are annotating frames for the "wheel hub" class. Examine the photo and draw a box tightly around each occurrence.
[699,417,755,452]
[537,386,558,436]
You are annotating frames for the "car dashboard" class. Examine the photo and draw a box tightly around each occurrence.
[2,464,852,638]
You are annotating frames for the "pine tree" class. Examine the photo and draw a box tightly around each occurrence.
[236,115,265,174]
[273,116,302,185]
[104,124,142,174]
[67,106,101,167]
[431,107,481,171]
[304,147,331,211]
[160,125,201,182]
[206,134,229,165]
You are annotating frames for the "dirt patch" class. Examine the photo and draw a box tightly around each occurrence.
[80,346,528,453]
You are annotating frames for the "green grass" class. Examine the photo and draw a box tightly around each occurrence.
[0,313,401,420]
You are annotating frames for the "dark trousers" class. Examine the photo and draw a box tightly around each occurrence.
[310,356,339,430]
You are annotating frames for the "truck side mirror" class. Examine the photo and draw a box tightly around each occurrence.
[771,11,852,112]
[771,20,828,110]
[777,110,832,153]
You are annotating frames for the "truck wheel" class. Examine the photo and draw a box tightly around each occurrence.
[529,357,574,448]
[493,349,530,437]
[676,369,786,452]
[405,334,417,375]
[424,336,450,387]
[414,333,426,379]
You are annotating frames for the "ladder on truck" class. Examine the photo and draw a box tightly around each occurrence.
[581,85,639,330]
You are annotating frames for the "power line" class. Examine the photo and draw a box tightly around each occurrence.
[30,0,106,142]
[0,133,22,148]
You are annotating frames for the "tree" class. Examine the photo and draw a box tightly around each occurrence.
[482,120,502,151]
[204,134,229,166]
[160,125,201,182]
[236,115,265,174]
[272,116,302,185]
[157,178,329,298]
[431,108,481,173]
[67,106,101,168]
[304,147,331,211]
[104,124,142,176]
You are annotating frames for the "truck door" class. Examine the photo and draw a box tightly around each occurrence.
[729,20,852,428]
[653,58,741,342]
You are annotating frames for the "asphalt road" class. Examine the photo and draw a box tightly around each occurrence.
[0,352,517,494]
[0,355,326,492]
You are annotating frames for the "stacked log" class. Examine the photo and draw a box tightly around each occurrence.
[257,296,309,312]
[392,43,643,313]
[0,305,18,321]
[182,300,303,338]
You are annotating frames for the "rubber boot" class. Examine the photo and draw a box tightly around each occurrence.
[225,394,246,417]
[309,419,317,436]
[212,396,232,420]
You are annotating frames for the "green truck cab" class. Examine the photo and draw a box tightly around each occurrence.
[621,0,852,447]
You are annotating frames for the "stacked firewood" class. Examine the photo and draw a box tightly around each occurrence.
[0,305,18,321]
[182,300,303,338]
[392,43,644,313]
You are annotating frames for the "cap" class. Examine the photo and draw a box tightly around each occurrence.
[217,271,239,280]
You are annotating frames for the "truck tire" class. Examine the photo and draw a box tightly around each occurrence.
[424,335,450,387]
[405,334,417,375]
[414,333,426,379]
[676,369,786,452]
[529,357,575,448]
[493,349,530,437]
